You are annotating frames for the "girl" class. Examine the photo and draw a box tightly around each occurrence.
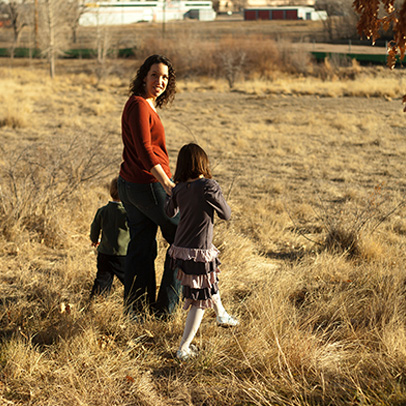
[165,143,239,361]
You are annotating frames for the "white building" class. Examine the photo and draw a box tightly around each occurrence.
[79,0,216,25]
[218,0,315,13]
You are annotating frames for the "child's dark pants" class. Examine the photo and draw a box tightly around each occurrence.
[90,252,126,298]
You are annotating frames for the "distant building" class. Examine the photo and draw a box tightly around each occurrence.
[247,0,315,5]
[218,0,315,13]
[79,0,216,25]
[243,6,326,21]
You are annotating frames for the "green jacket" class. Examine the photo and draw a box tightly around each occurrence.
[90,201,130,256]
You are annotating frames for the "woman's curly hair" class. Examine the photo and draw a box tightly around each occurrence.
[129,54,176,108]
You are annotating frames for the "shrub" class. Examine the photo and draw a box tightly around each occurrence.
[0,105,30,129]
[136,34,309,83]
[323,226,361,257]
[317,184,405,259]
[0,137,116,246]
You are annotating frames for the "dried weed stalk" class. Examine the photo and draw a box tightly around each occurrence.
[288,183,405,258]
[0,137,115,245]
[318,183,405,257]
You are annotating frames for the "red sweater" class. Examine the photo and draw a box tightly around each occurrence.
[119,96,171,184]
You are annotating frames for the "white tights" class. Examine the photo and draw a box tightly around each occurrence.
[178,292,227,352]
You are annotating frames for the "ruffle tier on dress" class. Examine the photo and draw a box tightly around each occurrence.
[168,244,221,309]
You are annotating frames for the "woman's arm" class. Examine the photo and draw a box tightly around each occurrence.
[151,164,175,195]
[126,99,171,182]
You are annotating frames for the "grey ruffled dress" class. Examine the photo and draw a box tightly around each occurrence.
[165,178,231,309]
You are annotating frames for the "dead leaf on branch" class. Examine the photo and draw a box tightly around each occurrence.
[353,0,406,108]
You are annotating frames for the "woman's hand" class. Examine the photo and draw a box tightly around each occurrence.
[151,164,175,195]
[163,179,175,196]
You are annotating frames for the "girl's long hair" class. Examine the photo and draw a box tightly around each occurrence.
[129,54,176,108]
[173,143,212,183]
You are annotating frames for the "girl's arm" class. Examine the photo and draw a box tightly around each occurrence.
[205,180,231,221]
[165,191,179,218]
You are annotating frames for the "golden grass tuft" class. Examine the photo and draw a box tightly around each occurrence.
[0,103,31,129]
[323,226,361,257]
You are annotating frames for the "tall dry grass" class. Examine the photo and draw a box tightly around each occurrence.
[1,59,406,405]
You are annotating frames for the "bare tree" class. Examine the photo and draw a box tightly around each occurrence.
[95,23,114,83]
[89,1,118,84]
[67,0,87,44]
[232,0,248,12]
[5,0,31,58]
[38,0,70,78]
[316,0,359,40]
[221,50,246,89]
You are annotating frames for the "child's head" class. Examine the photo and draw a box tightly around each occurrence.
[110,177,120,201]
[173,143,212,183]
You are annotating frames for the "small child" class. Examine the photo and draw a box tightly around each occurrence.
[89,176,130,299]
[165,143,239,361]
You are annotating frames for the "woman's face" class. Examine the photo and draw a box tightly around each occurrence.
[143,63,169,101]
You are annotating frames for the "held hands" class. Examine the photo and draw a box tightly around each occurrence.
[150,164,175,195]
[163,179,176,196]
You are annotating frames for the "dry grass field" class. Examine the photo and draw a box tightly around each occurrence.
[1,44,406,405]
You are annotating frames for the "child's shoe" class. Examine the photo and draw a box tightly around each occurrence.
[216,313,239,327]
[176,344,198,361]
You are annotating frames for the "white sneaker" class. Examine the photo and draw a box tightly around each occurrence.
[176,344,198,361]
[216,314,239,327]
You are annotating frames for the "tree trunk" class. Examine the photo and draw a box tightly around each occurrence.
[46,0,56,79]
[34,0,39,49]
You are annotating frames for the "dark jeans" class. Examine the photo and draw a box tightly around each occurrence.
[117,176,180,316]
[90,252,125,298]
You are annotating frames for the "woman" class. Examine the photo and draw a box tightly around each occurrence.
[117,54,180,319]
